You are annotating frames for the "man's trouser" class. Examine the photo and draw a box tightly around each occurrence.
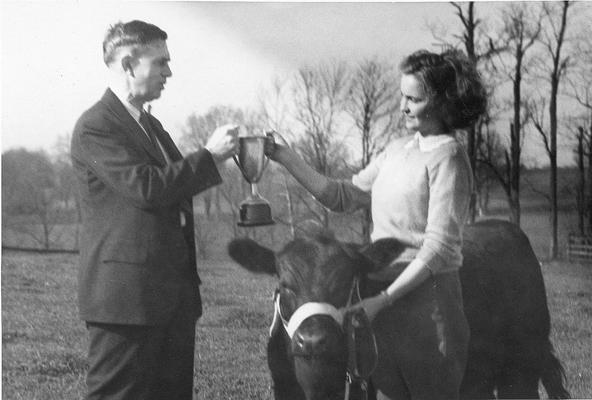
[85,304,197,400]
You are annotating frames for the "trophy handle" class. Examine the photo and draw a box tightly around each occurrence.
[232,153,240,169]
[232,154,244,175]
[263,154,269,170]
[233,154,252,183]
[262,133,277,168]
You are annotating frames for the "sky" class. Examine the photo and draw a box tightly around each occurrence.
[0,1,583,167]
[0,1,477,150]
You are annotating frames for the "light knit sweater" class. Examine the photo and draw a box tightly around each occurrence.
[318,132,473,274]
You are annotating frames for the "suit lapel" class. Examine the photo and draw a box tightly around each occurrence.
[150,121,183,162]
[100,89,166,165]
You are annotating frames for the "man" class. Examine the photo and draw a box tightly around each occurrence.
[71,20,238,399]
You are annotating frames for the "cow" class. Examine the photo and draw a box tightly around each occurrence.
[228,219,569,400]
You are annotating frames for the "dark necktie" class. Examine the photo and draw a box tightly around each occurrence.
[140,112,192,226]
[139,111,160,150]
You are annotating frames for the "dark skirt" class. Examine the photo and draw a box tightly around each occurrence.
[365,271,469,400]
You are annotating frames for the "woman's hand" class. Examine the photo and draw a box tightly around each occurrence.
[264,130,289,161]
[345,292,391,322]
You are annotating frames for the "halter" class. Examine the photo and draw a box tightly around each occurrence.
[270,276,376,400]
[272,276,359,338]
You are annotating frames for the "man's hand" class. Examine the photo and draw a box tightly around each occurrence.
[205,124,239,163]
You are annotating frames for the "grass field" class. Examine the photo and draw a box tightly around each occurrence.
[2,245,592,399]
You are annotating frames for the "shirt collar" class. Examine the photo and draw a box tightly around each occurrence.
[404,131,455,152]
[109,86,144,123]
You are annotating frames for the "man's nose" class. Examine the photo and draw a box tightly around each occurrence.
[163,64,172,78]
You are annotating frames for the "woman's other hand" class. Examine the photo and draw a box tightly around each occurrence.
[345,292,391,322]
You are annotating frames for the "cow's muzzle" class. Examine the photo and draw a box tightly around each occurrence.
[291,314,346,359]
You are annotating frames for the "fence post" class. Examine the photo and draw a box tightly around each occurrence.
[567,233,592,263]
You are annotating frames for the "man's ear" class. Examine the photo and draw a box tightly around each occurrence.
[121,54,135,77]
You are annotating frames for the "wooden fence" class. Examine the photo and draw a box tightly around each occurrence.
[567,233,592,263]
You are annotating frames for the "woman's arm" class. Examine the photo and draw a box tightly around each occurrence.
[351,258,432,321]
[270,139,371,212]
[417,146,472,273]
[273,144,331,200]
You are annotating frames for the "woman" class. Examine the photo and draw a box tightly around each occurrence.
[267,49,487,400]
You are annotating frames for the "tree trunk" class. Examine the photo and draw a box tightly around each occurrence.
[587,123,592,234]
[509,123,521,225]
[467,124,478,223]
[511,50,522,227]
[549,76,559,259]
[577,127,585,235]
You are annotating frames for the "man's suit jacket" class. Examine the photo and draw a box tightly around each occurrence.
[71,88,221,325]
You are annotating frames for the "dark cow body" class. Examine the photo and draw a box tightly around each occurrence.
[228,220,569,400]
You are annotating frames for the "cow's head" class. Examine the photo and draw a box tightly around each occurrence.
[228,228,405,400]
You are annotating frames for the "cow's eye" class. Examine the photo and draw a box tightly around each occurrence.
[279,287,297,320]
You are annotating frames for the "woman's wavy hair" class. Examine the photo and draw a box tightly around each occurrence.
[399,49,487,131]
[103,20,168,66]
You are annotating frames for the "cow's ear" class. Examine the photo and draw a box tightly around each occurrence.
[359,238,407,271]
[228,238,277,275]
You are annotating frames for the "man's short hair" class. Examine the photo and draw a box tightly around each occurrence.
[103,20,168,66]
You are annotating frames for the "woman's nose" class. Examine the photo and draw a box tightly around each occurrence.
[400,99,408,114]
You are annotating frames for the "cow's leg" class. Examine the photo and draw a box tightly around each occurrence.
[346,379,377,400]
[460,350,498,399]
[496,360,540,399]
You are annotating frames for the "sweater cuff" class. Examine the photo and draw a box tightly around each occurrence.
[416,244,449,274]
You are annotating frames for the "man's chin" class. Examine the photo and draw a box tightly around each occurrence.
[145,91,163,103]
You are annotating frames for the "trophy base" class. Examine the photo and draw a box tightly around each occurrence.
[237,202,275,227]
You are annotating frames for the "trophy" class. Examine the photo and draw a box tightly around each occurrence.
[233,133,275,227]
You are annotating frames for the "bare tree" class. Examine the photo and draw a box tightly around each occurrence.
[290,61,352,228]
[566,0,592,114]
[345,57,400,242]
[179,105,246,153]
[586,122,592,234]
[529,0,572,259]
[257,76,293,135]
[433,2,505,222]
[574,125,587,235]
[475,114,509,215]
[567,14,592,235]
[256,76,301,239]
[52,133,81,249]
[2,149,58,249]
[490,2,542,225]
[347,58,400,168]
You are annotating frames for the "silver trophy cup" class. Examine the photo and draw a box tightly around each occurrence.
[233,135,274,227]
